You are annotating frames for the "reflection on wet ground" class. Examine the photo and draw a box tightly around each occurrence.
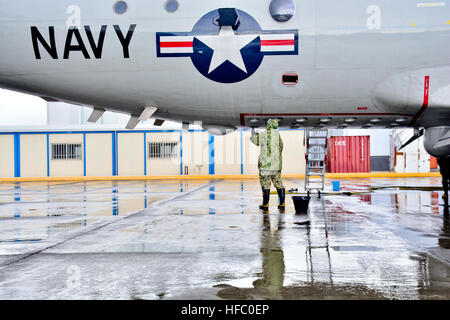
[0,177,448,299]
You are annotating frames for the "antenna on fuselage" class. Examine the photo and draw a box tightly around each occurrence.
[216,8,240,30]
[125,107,157,130]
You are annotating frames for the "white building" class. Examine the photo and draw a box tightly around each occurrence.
[0,93,434,178]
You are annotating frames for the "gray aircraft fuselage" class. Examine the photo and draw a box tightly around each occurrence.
[0,0,449,131]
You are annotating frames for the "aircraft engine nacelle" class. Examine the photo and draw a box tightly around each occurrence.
[424,127,450,159]
[202,125,236,136]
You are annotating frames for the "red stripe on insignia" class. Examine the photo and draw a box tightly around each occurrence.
[159,41,193,48]
[260,40,295,46]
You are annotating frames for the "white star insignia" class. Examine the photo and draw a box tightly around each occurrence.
[195,26,258,74]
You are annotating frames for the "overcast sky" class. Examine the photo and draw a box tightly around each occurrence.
[0,89,47,126]
[0,89,183,128]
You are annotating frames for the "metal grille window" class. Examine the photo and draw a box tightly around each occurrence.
[52,143,82,160]
[149,142,178,159]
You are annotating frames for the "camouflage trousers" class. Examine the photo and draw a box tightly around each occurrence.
[259,171,284,190]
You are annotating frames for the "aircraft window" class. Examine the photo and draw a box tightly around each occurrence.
[270,0,296,22]
[165,0,179,13]
[114,1,128,15]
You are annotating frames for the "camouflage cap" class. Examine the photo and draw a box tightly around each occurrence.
[267,119,279,129]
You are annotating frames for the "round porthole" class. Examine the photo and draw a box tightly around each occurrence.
[113,1,128,15]
[165,0,179,13]
[270,0,296,22]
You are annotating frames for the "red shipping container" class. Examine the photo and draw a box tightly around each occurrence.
[430,156,438,169]
[326,136,371,173]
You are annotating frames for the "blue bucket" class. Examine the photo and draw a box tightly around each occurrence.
[332,181,340,192]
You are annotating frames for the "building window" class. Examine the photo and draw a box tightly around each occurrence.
[52,143,82,160]
[149,142,178,159]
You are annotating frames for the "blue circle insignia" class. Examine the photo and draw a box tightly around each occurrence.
[190,9,264,84]
[156,9,298,84]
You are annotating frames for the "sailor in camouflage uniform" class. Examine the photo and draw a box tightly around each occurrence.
[250,119,285,212]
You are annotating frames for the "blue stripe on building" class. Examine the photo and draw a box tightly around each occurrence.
[240,129,244,174]
[14,133,20,177]
[209,134,215,175]
[144,132,147,176]
[46,133,50,177]
[83,133,87,176]
[180,132,183,175]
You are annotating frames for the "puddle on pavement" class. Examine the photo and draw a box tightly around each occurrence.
[0,178,449,299]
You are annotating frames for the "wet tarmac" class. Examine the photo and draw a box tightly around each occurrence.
[0,177,449,300]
